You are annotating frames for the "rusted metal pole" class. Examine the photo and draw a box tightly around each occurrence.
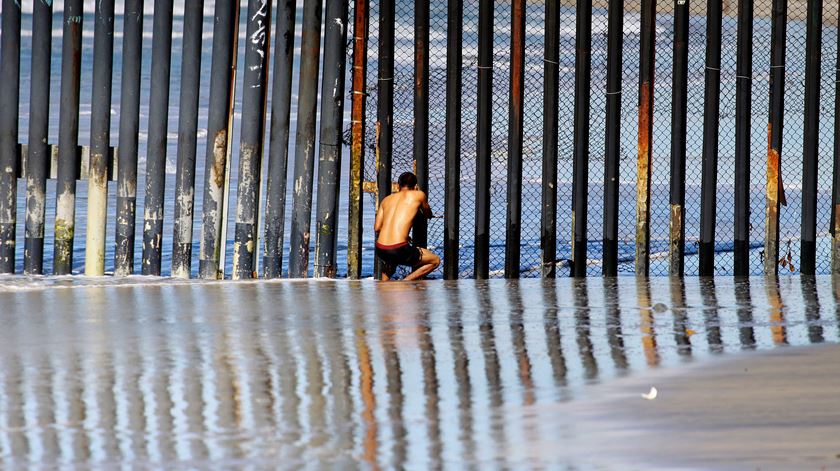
[541,0,560,278]
[0,0,21,273]
[603,0,623,277]
[372,0,395,280]
[800,0,822,275]
[572,0,592,278]
[474,0,493,279]
[764,0,787,276]
[84,0,116,276]
[504,0,525,279]
[171,0,205,279]
[668,0,689,278]
[443,0,463,280]
[53,0,84,275]
[699,0,722,277]
[232,0,272,280]
[263,0,298,279]
[114,0,144,276]
[413,0,430,249]
[734,0,753,276]
[832,7,840,274]
[24,0,54,275]
[141,0,174,276]
[635,0,655,277]
[347,0,369,280]
[199,0,239,279]
[288,0,324,278]
[314,0,349,278]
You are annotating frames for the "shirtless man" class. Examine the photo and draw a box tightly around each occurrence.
[374,172,441,281]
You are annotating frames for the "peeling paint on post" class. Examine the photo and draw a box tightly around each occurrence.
[53,0,83,275]
[764,0,787,277]
[171,0,205,279]
[199,0,239,279]
[263,0,298,279]
[114,0,144,277]
[232,0,272,280]
[141,0,174,276]
[504,0,525,279]
[733,0,753,276]
[541,0,559,279]
[443,0,462,280]
[668,0,688,278]
[635,0,655,277]
[347,0,369,280]
[0,0,21,273]
[799,0,821,276]
[314,0,349,278]
[288,0,324,278]
[24,0,52,275]
[84,0,116,276]
[699,0,722,277]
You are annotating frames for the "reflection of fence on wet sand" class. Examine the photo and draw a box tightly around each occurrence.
[2,0,840,280]
[0,278,837,466]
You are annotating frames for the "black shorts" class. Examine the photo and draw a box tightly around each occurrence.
[376,241,422,268]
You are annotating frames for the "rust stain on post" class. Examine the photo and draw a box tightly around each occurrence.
[669,203,683,276]
[833,203,840,274]
[636,81,652,276]
[765,123,780,276]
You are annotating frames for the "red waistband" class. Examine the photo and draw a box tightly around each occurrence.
[376,241,409,250]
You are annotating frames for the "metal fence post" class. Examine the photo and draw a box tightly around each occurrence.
[603,0,623,277]
[474,0,493,279]
[171,0,205,279]
[699,0,722,277]
[373,0,395,280]
[542,0,560,278]
[764,0,787,276]
[443,0,463,280]
[348,0,369,279]
[636,0,656,277]
[0,0,21,273]
[734,0,753,276]
[572,0,593,278]
[668,0,689,278]
[84,0,116,276]
[505,0,525,279]
[53,0,84,275]
[413,0,430,249]
[832,7,840,274]
[800,0,822,275]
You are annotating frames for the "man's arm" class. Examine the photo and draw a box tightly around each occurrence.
[419,192,433,219]
[374,202,384,233]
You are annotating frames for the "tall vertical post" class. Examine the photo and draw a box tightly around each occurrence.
[288,0,325,278]
[24,0,54,275]
[800,0,822,275]
[603,0,623,277]
[832,7,840,274]
[232,0,272,280]
[372,0,395,280]
[636,0,656,276]
[347,0,369,279]
[542,0,560,278]
[141,0,174,276]
[199,0,239,279]
[264,0,298,279]
[171,0,205,279]
[413,0,430,249]
[53,0,84,275]
[572,0,592,278]
[444,0,463,280]
[314,0,350,278]
[504,0,525,279]
[699,0,722,277]
[474,0,493,279]
[668,0,689,277]
[84,0,116,276]
[0,0,21,273]
[764,0,787,276]
[733,0,753,276]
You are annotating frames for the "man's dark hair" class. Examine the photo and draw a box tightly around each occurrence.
[398,172,418,189]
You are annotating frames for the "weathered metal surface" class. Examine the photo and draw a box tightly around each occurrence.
[263,0,298,279]
[287,0,325,278]
[413,0,430,250]
[572,0,592,278]
[635,0,655,277]
[764,0,787,277]
[53,0,83,275]
[314,0,350,278]
[504,0,525,279]
[347,0,369,280]
[668,0,688,278]
[444,0,463,280]
[0,0,21,273]
[141,0,174,276]
[198,0,238,279]
[372,0,394,280]
[602,0,622,277]
[232,0,272,280]
[24,0,53,275]
[84,0,116,276]
[114,0,144,277]
[171,0,205,279]
[474,0,493,280]
[800,0,822,275]
[699,0,722,277]
[734,0,753,276]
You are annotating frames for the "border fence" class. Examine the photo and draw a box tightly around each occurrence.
[0,0,839,279]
